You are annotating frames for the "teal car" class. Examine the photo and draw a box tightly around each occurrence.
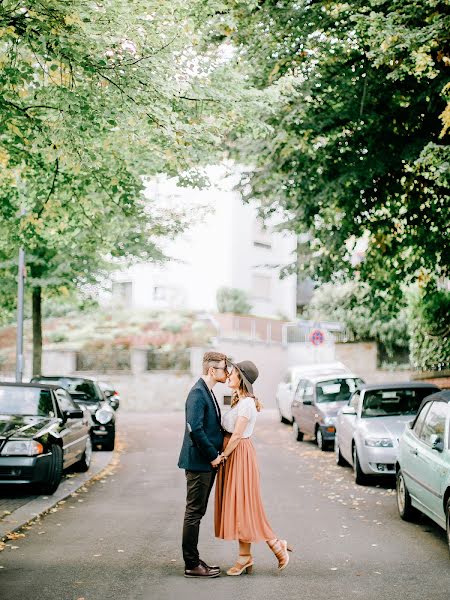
[396,390,450,555]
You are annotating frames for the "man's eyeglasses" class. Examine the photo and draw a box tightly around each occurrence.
[212,360,233,376]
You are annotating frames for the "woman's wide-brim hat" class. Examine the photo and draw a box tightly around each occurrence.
[229,360,259,394]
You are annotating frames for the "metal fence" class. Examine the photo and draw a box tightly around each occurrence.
[146,348,190,371]
[76,348,131,371]
[281,320,354,345]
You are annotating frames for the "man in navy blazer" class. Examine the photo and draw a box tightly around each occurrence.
[178,351,229,578]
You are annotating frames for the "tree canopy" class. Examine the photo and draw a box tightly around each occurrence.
[212,0,449,293]
[0,0,260,370]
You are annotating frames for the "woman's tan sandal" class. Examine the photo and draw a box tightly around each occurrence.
[268,539,292,570]
[226,554,254,576]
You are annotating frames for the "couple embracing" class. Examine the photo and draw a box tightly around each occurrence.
[178,351,292,578]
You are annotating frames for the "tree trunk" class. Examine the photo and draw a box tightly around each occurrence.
[32,286,42,376]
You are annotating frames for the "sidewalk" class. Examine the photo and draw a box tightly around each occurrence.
[0,449,114,541]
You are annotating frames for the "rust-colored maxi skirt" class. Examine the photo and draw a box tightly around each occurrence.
[215,435,276,543]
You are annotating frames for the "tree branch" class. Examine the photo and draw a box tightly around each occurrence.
[37,158,59,218]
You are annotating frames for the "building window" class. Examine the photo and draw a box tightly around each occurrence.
[112,281,132,306]
[251,274,271,300]
[153,286,167,301]
[253,241,272,250]
[253,219,272,249]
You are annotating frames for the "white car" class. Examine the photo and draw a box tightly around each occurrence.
[276,362,352,424]
[335,383,439,484]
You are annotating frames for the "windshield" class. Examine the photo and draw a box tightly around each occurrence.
[0,386,54,416]
[316,378,363,403]
[361,388,434,418]
[36,379,99,402]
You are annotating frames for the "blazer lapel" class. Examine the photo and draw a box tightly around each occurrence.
[199,378,222,424]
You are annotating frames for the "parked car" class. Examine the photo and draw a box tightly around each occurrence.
[291,371,364,450]
[0,382,92,494]
[277,362,353,424]
[335,383,439,484]
[31,376,116,450]
[98,381,120,411]
[396,389,450,554]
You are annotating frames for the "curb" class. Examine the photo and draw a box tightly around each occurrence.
[0,450,114,541]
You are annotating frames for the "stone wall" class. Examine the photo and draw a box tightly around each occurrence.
[335,342,413,384]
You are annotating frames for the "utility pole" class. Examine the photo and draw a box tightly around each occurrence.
[15,247,25,382]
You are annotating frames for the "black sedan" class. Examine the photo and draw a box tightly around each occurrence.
[31,376,116,450]
[0,382,92,494]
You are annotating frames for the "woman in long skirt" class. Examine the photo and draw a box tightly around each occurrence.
[215,360,292,575]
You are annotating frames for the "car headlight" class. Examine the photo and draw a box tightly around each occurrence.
[323,416,335,426]
[364,438,394,448]
[95,407,113,424]
[1,440,44,456]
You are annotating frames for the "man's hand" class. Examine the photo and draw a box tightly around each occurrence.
[210,455,222,468]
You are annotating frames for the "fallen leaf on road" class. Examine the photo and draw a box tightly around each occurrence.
[10,546,19,550]
[330,567,338,571]
[37,532,46,535]
[6,533,25,540]
[117,549,124,553]
[93,554,101,557]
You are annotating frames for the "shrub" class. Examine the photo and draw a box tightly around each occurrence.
[216,287,252,315]
[408,283,450,371]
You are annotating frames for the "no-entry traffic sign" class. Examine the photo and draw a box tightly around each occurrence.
[310,329,325,346]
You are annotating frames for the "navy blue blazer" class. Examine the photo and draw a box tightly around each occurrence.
[178,378,224,472]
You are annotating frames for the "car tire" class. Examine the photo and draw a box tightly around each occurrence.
[40,444,63,495]
[335,438,347,466]
[292,420,304,442]
[316,427,327,451]
[279,412,289,425]
[396,468,417,521]
[446,498,450,556]
[353,445,368,485]
[74,437,92,472]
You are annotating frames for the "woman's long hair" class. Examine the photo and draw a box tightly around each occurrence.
[230,373,262,412]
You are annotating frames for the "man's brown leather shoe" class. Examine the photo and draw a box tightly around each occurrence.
[200,559,220,572]
[184,563,221,578]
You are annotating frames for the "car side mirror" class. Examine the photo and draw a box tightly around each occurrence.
[342,405,357,416]
[109,398,119,410]
[431,436,444,453]
[64,408,84,420]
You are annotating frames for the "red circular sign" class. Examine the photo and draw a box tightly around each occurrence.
[310,329,325,346]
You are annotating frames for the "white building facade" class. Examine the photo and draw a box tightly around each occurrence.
[105,166,298,320]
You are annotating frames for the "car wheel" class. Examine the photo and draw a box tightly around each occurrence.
[446,498,450,556]
[279,412,289,425]
[75,437,92,472]
[40,444,63,495]
[316,428,327,451]
[335,438,347,466]
[292,420,304,442]
[353,445,368,485]
[396,468,417,521]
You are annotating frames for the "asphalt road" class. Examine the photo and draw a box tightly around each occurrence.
[0,410,449,600]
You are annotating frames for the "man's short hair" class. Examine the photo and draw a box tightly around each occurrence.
[202,351,227,375]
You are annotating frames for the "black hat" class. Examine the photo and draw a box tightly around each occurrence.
[231,360,259,394]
